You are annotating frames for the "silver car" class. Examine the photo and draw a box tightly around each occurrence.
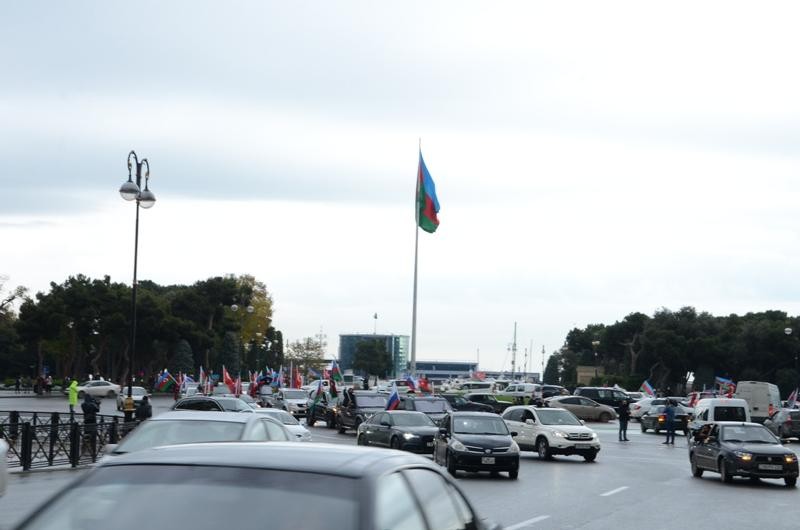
[254,409,312,442]
[116,386,150,411]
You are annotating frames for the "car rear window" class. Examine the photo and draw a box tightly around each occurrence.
[713,406,747,422]
[115,420,245,453]
[20,465,358,530]
[413,400,449,413]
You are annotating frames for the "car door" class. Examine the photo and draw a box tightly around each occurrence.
[695,424,720,469]
[575,397,598,420]
[374,413,392,446]
[434,415,450,464]
[518,409,539,448]
[502,408,526,447]
[374,471,428,530]
[404,468,478,530]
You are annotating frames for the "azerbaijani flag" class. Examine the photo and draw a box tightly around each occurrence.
[156,369,174,391]
[386,382,401,411]
[329,378,339,405]
[417,150,440,233]
[639,380,655,397]
[330,360,343,383]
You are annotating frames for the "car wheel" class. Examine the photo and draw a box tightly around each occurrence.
[357,434,367,446]
[640,423,647,433]
[326,414,335,429]
[537,438,552,460]
[106,390,115,398]
[446,451,458,477]
[690,454,703,478]
[307,415,316,427]
[583,452,597,463]
[719,459,733,483]
[337,418,346,434]
[599,412,612,422]
[390,437,401,450]
[509,469,519,480]
[785,477,797,487]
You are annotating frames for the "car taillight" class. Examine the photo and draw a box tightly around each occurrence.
[658,415,665,422]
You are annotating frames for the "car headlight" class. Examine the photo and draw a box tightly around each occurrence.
[553,430,567,438]
[590,432,598,439]
[509,441,520,453]
[403,432,418,440]
[785,454,797,464]
[734,451,753,461]
[451,440,466,451]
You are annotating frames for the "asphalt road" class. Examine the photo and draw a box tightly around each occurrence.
[3,396,800,529]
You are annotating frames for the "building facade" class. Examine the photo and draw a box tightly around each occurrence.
[338,334,409,378]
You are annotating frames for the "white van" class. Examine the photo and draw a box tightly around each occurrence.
[689,398,750,431]
[733,381,782,423]
[497,383,540,400]
[457,381,493,392]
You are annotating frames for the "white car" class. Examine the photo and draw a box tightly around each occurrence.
[272,389,311,417]
[629,398,656,419]
[76,380,121,399]
[116,386,151,411]
[253,409,312,442]
[497,383,540,401]
[502,405,601,462]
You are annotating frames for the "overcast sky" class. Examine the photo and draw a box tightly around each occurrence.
[3,1,800,372]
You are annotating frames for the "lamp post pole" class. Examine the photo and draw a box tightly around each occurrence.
[119,151,156,423]
[591,340,600,380]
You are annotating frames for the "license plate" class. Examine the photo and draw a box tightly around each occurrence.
[481,457,495,464]
[575,443,591,449]
[759,464,783,471]
[426,441,433,447]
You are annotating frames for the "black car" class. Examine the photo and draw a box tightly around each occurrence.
[640,404,689,435]
[764,409,800,439]
[15,442,502,530]
[433,412,520,479]
[463,392,512,414]
[573,387,630,409]
[541,385,569,399]
[172,396,254,413]
[400,395,453,424]
[441,393,494,413]
[305,390,338,428]
[357,411,439,453]
[689,422,799,486]
[336,391,387,433]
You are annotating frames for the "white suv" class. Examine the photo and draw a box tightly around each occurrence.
[502,405,601,462]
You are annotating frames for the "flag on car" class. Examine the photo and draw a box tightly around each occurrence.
[405,374,418,392]
[788,388,799,409]
[155,369,174,391]
[386,382,401,410]
[416,150,441,233]
[639,380,655,397]
[223,366,236,394]
[330,360,344,383]
[419,376,431,394]
[329,378,339,405]
[179,374,195,392]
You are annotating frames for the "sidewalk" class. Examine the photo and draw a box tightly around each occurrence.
[0,391,63,399]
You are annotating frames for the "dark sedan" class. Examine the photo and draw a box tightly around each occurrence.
[463,392,512,414]
[172,395,254,413]
[640,405,689,435]
[433,412,520,479]
[15,443,501,530]
[357,411,439,453]
[689,422,799,486]
[764,409,800,439]
[441,393,494,413]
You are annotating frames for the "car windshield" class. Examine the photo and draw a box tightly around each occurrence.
[282,390,307,399]
[114,420,245,453]
[721,425,778,444]
[536,409,581,426]
[217,399,252,412]
[355,395,387,408]
[454,416,509,435]
[392,414,435,427]
[19,465,358,530]
[260,410,299,425]
[413,400,449,413]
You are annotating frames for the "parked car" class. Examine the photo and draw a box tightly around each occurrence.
[497,383,539,402]
[455,381,494,392]
[17,443,502,530]
[441,393,494,413]
[573,387,630,409]
[463,392,512,414]
[502,405,600,462]
[267,388,311,417]
[116,386,150,411]
[305,390,339,428]
[400,395,452,424]
[357,411,439,453]
[640,405,690,435]
[253,408,312,442]
[545,396,617,422]
[103,411,292,457]
[763,409,800,439]
[433,412,520,479]
[336,391,388,433]
[541,385,570,399]
[688,422,799,486]
[172,395,254,413]
[74,380,121,399]
[629,397,656,420]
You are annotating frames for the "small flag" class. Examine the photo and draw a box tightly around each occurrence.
[386,382,401,411]
[639,380,655,397]
[787,388,798,409]
[330,360,344,383]
[223,366,236,394]
[405,374,418,392]
[416,150,440,233]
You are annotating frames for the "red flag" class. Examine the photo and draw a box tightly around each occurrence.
[223,366,236,394]
[419,376,431,394]
[293,368,302,389]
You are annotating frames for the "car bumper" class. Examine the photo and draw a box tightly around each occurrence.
[451,451,520,472]
[548,440,601,455]
[728,458,799,479]
[399,438,435,454]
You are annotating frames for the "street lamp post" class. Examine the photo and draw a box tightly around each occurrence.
[786,328,798,387]
[591,340,600,379]
[119,150,156,423]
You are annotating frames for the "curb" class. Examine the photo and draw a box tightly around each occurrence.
[10,464,93,476]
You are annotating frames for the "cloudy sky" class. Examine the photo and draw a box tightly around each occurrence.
[3,1,800,372]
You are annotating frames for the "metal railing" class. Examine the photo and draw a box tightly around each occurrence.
[0,411,139,470]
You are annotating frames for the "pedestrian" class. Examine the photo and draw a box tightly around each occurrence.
[45,375,53,394]
[662,399,676,445]
[81,393,100,454]
[135,395,152,421]
[173,382,180,401]
[617,400,630,441]
[68,379,79,416]
[14,375,21,394]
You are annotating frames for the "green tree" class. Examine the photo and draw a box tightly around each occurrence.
[286,336,327,375]
[543,354,560,384]
[218,331,241,375]
[170,339,194,375]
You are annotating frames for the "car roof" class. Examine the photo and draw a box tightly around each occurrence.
[505,405,568,412]
[146,411,257,423]
[385,410,427,416]
[449,411,499,417]
[713,421,764,427]
[463,391,494,396]
[100,442,438,478]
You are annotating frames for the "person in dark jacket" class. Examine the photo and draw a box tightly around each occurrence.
[617,400,630,441]
[662,400,676,445]
[135,395,152,421]
[81,393,100,454]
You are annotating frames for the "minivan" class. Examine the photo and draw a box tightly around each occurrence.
[689,398,750,432]
[573,387,630,409]
[733,381,781,424]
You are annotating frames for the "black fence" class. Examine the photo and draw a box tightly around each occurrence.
[0,410,139,470]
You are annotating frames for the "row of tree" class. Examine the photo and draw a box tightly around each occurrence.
[543,307,800,397]
[0,274,286,385]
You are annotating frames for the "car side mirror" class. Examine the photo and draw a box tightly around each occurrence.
[105,443,118,454]
[525,419,535,425]
[510,431,519,437]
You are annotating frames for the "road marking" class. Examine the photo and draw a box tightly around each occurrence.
[505,515,550,529]
[600,486,629,497]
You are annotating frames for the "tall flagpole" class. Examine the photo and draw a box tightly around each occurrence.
[411,139,421,376]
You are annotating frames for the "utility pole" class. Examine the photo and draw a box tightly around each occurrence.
[511,322,517,381]
[541,345,546,384]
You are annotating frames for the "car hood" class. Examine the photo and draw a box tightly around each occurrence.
[454,433,514,448]
[355,407,385,415]
[724,442,792,455]
[396,426,440,436]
